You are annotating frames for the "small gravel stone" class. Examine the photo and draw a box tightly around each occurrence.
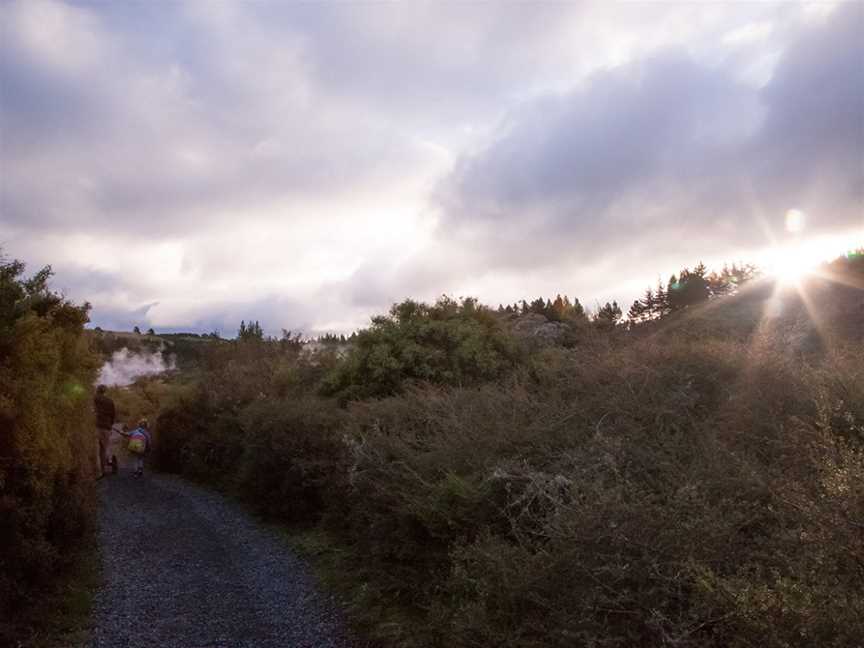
[91,471,358,648]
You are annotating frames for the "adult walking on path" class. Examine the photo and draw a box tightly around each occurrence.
[93,385,115,479]
[91,472,357,648]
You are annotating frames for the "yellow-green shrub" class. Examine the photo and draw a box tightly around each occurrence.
[0,258,98,640]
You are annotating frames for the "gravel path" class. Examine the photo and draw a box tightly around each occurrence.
[91,470,357,648]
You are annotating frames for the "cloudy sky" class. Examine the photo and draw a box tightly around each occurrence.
[1,0,862,335]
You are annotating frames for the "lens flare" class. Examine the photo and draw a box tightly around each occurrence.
[785,209,805,233]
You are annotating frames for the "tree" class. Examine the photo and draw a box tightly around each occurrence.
[529,297,546,316]
[550,295,567,321]
[594,301,622,329]
[238,320,264,341]
[628,299,646,324]
[668,265,710,311]
[133,325,141,334]
[653,279,669,318]
[708,263,759,297]
[639,288,657,321]
[146,327,155,336]
[569,298,587,321]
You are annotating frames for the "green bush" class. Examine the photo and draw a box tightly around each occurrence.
[322,297,523,401]
[0,257,98,641]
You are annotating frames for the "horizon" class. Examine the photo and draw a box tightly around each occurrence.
[2,1,863,336]
[84,247,862,341]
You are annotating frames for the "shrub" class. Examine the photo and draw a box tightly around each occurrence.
[0,258,98,640]
[152,390,218,476]
[325,337,863,646]
[237,397,349,524]
[322,297,522,401]
[144,265,864,647]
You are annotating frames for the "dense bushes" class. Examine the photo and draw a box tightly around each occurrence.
[0,258,98,640]
[153,336,347,524]
[326,339,863,646]
[151,274,863,647]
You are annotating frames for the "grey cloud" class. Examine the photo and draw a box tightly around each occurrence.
[49,265,127,299]
[332,253,465,310]
[0,1,446,236]
[86,301,158,332]
[752,5,864,218]
[277,3,579,128]
[438,3,864,270]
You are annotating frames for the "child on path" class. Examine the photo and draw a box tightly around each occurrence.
[120,418,152,477]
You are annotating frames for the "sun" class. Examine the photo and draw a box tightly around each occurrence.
[767,249,813,285]
[761,233,855,286]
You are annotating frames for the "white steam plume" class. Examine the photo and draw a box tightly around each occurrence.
[97,347,176,387]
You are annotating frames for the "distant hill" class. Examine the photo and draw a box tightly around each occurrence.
[87,328,224,369]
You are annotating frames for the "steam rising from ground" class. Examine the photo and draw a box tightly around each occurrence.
[98,347,176,387]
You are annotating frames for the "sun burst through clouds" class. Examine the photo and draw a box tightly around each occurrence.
[759,215,861,287]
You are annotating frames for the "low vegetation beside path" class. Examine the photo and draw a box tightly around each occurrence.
[151,253,864,647]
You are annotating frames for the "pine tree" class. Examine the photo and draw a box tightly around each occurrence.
[668,266,710,311]
[570,298,586,321]
[654,279,669,318]
[628,299,645,323]
[594,301,622,329]
[530,298,546,316]
[643,288,655,319]
[708,263,758,297]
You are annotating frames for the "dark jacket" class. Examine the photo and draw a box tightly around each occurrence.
[94,393,115,429]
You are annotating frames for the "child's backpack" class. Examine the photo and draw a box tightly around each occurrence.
[128,429,147,455]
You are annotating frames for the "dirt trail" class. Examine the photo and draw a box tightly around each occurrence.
[91,471,356,648]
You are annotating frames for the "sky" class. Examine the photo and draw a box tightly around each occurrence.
[1,0,862,336]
